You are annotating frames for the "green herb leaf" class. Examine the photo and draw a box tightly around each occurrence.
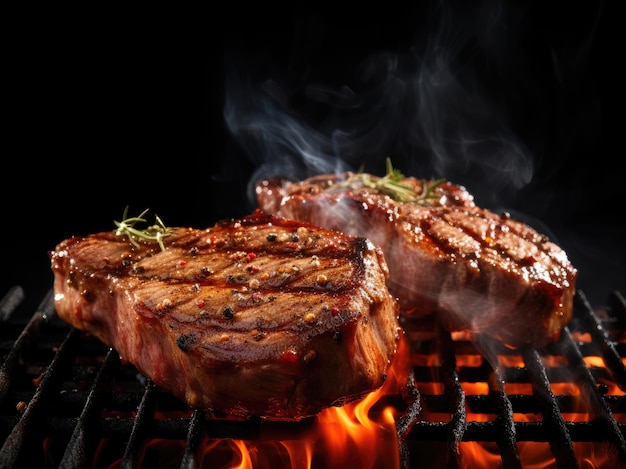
[332,157,445,205]
[114,207,173,251]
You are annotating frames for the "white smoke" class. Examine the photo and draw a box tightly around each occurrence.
[223,1,536,213]
[220,1,618,308]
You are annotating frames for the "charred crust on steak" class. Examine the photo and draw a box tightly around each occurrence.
[256,172,577,348]
[50,208,401,419]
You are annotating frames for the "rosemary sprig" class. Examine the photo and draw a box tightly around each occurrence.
[114,206,173,252]
[334,157,446,205]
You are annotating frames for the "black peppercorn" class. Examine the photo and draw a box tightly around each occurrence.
[176,334,194,352]
[223,306,235,320]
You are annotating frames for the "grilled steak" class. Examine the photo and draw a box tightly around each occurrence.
[50,209,400,420]
[256,172,578,348]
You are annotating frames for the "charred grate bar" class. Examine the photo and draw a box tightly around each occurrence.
[575,291,626,388]
[521,344,577,467]
[1,287,626,468]
[394,368,421,468]
[59,347,119,468]
[397,289,626,468]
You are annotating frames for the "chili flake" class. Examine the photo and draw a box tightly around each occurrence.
[278,348,299,366]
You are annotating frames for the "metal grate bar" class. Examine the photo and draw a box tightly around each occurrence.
[576,290,626,389]
[120,379,159,469]
[59,347,120,468]
[438,322,467,468]
[521,346,578,469]
[559,326,626,466]
[0,313,43,407]
[608,290,626,324]
[0,326,80,468]
[3,286,626,467]
[0,290,53,406]
[487,364,522,469]
[395,369,421,469]
[407,419,626,441]
[179,409,207,469]
[101,416,189,440]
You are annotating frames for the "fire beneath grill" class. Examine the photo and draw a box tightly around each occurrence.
[1,285,625,468]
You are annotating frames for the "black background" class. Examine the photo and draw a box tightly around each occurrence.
[3,2,624,313]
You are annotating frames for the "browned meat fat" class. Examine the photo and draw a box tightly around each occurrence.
[256,172,578,348]
[50,209,401,420]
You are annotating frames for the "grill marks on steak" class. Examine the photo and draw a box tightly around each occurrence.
[50,209,401,419]
[255,173,578,348]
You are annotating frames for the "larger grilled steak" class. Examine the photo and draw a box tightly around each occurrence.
[256,171,578,348]
[50,209,400,420]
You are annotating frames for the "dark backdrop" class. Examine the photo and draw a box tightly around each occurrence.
[4,2,623,313]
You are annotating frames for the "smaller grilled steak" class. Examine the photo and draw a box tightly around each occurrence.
[50,209,400,420]
[256,172,578,348]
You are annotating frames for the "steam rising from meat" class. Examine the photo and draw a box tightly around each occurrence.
[223,7,534,212]
[220,2,622,308]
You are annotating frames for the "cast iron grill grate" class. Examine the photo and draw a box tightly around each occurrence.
[1,286,626,468]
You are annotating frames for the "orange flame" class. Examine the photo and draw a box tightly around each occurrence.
[193,336,412,469]
[103,320,624,468]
